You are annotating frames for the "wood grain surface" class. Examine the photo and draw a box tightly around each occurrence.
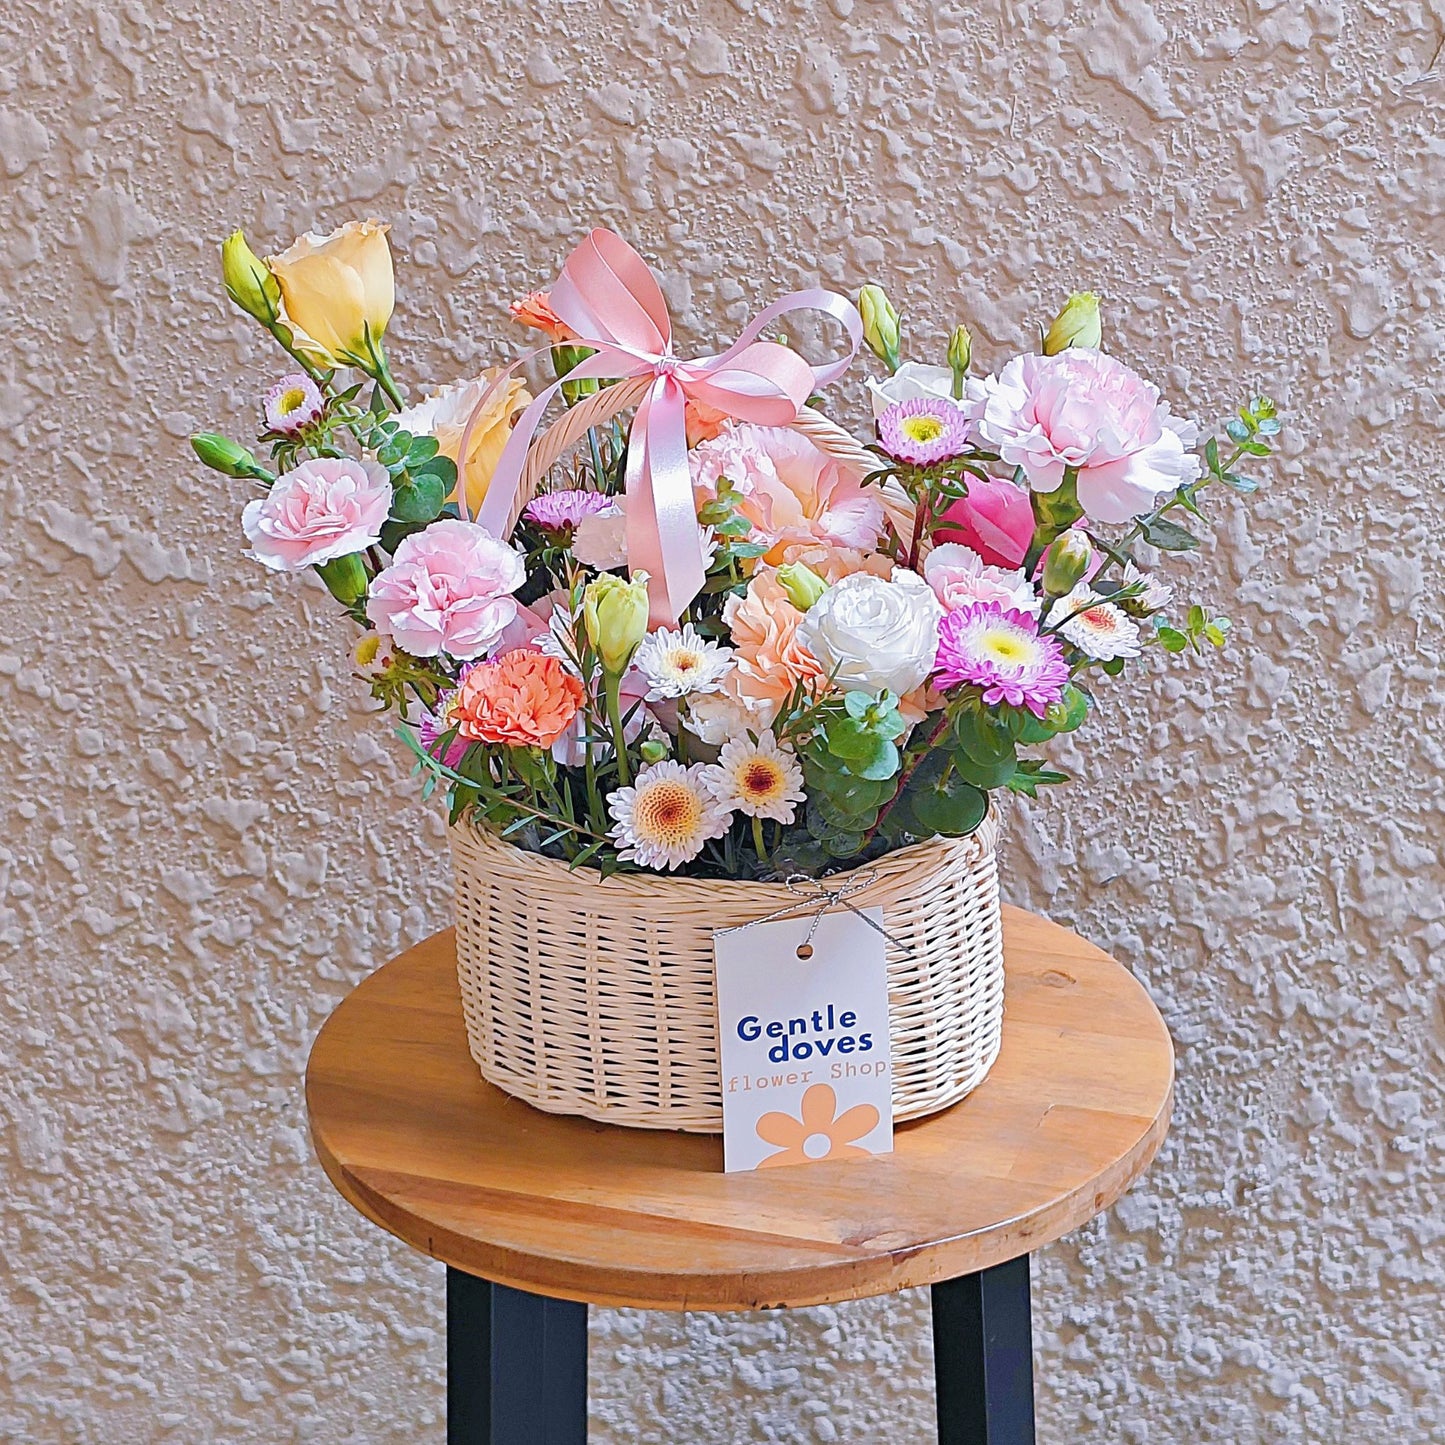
[305,905,1174,1311]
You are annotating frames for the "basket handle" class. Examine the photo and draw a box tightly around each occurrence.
[504,387,912,543]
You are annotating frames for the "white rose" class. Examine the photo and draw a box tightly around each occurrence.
[867,361,987,421]
[798,568,943,697]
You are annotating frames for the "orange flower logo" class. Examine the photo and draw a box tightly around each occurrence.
[755,1084,880,1169]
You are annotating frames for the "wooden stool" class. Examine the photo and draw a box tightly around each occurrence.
[306,904,1173,1443]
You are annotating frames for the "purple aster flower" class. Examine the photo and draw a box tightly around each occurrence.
[418,682,470,769]
[524,488,615,535]
[262,373,325,436]
[877,395,972,466]
[932,602,1070,718]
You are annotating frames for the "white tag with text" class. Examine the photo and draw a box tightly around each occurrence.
[714,908,894,1173]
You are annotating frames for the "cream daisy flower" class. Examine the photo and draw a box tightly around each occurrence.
[1046,586,1143,661]
[704,732,806,823]
[607,761,733,871]
[632,624,734,700]
[1120,562,1174,613]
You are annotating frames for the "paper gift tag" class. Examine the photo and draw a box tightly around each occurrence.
[714,907,894,1173]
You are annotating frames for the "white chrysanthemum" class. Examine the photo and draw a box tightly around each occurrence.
[1046,586,1142,661]
[703,731,806,823]
[632,624,734,700]
[1121,562,1174,612]
[607,761,733,871]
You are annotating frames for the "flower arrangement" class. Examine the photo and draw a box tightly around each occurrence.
[195,224,1280,880]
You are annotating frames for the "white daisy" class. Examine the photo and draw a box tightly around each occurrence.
[607,760,733,871]
[703,732,806,824]
[1121,562,1174,613]
[632,624,734,700]
[1046,586,1143,661]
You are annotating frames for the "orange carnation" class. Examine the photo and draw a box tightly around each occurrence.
[721,570,830,720]
[452,650,585,748]
[509,290,575,343]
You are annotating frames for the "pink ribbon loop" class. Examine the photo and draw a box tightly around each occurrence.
[475,229,862,625]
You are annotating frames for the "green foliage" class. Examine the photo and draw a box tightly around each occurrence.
[893,752,988,837]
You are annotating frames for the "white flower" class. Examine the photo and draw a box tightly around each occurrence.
[684,688,770,746]
[923,543,1041,617]
[1121,562,1173,612]
[703,732,806,823]
[797,568,943,697]
[1046,586,1142,661]
[572,501,628,570]
[632,624,734,700]
[866,361,987,421]
[607,761,733,871]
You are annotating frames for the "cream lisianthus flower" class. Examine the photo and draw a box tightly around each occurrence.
[268,220,395,368]
[392,370,533,515]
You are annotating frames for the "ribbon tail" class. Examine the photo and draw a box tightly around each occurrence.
[626,377,705,626]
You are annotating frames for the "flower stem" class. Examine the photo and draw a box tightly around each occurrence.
[751,814,769,862]
[604,671,632,785]
[863,706,954,845]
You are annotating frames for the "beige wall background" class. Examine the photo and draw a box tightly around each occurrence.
[3,0,1443,1440]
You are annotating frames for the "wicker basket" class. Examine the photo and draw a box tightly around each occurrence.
[451,808,1004,1132]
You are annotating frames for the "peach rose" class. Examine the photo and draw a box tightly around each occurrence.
[452,649,585,749]
[721,570,829,721]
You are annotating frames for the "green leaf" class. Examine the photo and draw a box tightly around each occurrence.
[1155,622,1189,653]
[1203,623,1228,647]
[414,454,459,488]
[850,736,900,781]
[1102,656,1127,676]
[949,708,1018,787]
[1139,517,1200,552]
[1187,603,1207,634]
[1204,436,1221,475]
[1225,418,1250,443]
[844,690,874,720]
[903,756,989,838]
[1240,439,1271,456]
[380,518,428,553]
[405,434,440,465]
[390,473,447,523]
[1219,472,1259,494]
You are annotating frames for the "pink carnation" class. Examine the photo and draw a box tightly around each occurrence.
[924,543,1041,616]
[688,424,885,564]
[977,349,1201,524]
[242,457,391,572]
[365,519,526,661]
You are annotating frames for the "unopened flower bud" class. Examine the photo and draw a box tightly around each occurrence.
[221,230,281,324]
[1041,529,1094,596]
[583,572,650,675]
[1042,292,1101,355]
[316,553,368,607]
[775,562,828,612]
[638,737,669,765]
[858,284,901,373]
[190,432,272,481]
[947,324,972,398]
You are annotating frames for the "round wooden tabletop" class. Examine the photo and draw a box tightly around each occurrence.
[306,905,1173,1312]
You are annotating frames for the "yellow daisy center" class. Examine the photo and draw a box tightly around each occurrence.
[278,386,310,416]
[978,627,1033,665]
[634,781,704,844]
[739,759,787,803]
[669,649,701,676]
[902,414,945,443]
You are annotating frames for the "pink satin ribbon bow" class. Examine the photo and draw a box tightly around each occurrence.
[473,229,862,624]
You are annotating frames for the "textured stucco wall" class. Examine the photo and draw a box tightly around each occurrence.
[2,0,1443,1440]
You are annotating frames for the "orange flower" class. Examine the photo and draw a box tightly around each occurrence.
[756,1084,881,1168]
[453,649,585,748]
[685,398,731,445]
[775,540,893,585]
[721,570,829,721]
[509,290,575,343]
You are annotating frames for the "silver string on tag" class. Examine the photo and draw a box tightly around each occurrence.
[715,872,917,960]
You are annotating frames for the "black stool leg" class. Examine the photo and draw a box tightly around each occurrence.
[447,1266,588,1444]
[932,1254,1035,1444]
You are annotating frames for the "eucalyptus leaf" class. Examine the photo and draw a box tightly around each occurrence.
[1139,517,1200,552]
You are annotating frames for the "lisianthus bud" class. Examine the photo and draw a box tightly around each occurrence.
[1041,529,1094,596]
[638,737,669,765]
[583,572,650,675]
[947,324,972,398]
[858,285,901,373]
[190,432,272,481]
[775,562,828,612]
[222,230,282,324]
[1042,292,1102,355]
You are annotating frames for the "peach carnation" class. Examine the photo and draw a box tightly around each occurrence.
[509,290,575,343]
[452,649,585,748]
[775,540,893,585]
[721,570,829,720]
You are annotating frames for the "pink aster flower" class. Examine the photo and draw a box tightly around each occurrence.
[262,373,325,435]
[877,396,972,466]
[977,349,1202,524]
[365,519,526,661]
[241,457,391,572]
[418,682,470,769]
[523,489,615,535]
[932,602,1070,717]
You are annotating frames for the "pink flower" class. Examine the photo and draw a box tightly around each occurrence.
[365,519,526,661]
[924,543,1041,616]
[262,373,325,436]
[932,603,1070,718]
[242,457,391,572]
[877,396,972,466]
[524,489,614,535]
[978,349,1202,524]
[933,476,1036,570]
[689,424,885,564]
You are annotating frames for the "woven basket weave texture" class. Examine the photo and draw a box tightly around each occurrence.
[450,810,1005,1132]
